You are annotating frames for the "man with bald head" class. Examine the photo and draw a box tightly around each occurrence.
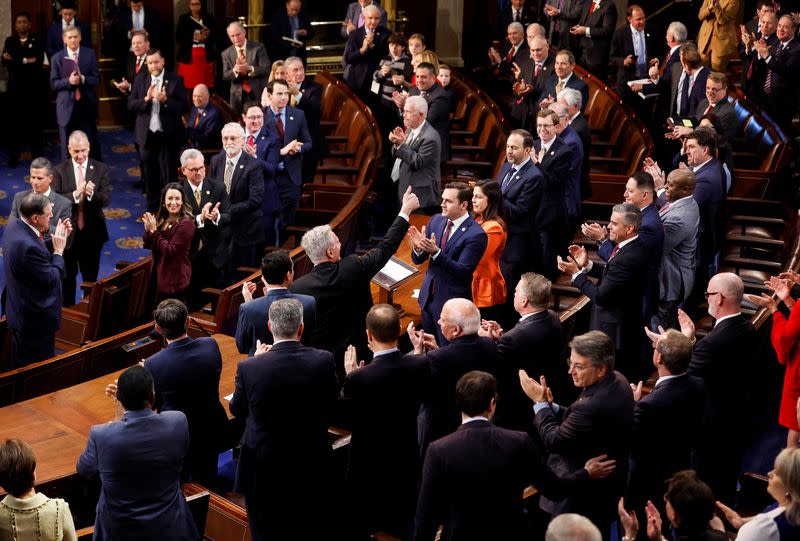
[343,4,390,98]
[187,83,222,149]
[406,298,497,459]
[511,35,554,130]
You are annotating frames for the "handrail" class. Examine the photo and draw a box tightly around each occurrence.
[237,16,409,29]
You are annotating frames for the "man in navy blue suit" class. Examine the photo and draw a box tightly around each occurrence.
[45,0,91,61]
[2,193,72,368]
[551,102,584,227]
[230,298,338,541]
[186,84,222,149]
[539,50,589,113]
[410,182,488,345]
[262,78,312,240]
[497,129,543,302]
[50,26,100,162]
[78,365,199,541]
[236,250,316,355]
[242,103,281,245]
[269,0,312,62]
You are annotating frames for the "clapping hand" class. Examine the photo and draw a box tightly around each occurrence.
[407,225,438,254]
[142,212,157,233]
[745,292,779,313]
[765,275,793,302]
[388,126,407,146]
[241,280,257,303]
[518,370,552,403]
[630,380,643,401]
[207,202,221,222]
[644,501,663,540]
[581,222,607,242]
[254,339,271,355]
[407,322,427,353]
[479,319,503,341]
[643,324,667,346]
[677,308,695,341]
[52,218,72,254]
[568,244,588,268]
[618,498,639,539]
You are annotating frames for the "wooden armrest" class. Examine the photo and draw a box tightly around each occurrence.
[450,144,486,154]
[115,261,136,270]
[725,234,784,248]
[729,215,785,226]
[79,281,96,292]
[325,135,348,144]
[200,287,223,296]
[589,156,626,164]
[443,160,494,170]
[317,165,359,174]
[326,150,356,158]
[723,255,782,272]
[76,527,95,540]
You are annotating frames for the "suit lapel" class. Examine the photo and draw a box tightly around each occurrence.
[444,216,471,251]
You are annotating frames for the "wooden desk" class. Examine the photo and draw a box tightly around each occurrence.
[0,334,245,490]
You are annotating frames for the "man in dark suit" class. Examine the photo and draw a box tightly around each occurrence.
[236,250,316,355]
[270,0,312,62]
[77,365,199,540]
[559,88,592,200]
[291,187,420,364]
[111,30,150,96]
[50,26,100,162]
[51,131,111,307]
[571,0,618,80]
[609,5,657,93]
[684,273,757,505]
[128,48,188,212]
[139,300,228,488]
[389,95,442,212]
[741,10,777,105]
[753,14,800,131]
[207,122,265,269]
[342,304,430,539]
[393,62,452,161]
[539,49,589,112]
[692,73,737,140]
[342,0,388,38]
[627,329,704,525]
[480,273,565,430]
[9,158,72,237]
[222,21,270,116]
[661,43,709,120]
[410,183,488,345]
[343,4,390,98]
[488,21,530,82]
[263,79,313,238]
[560,204,649,380]
[241,103,281,245]
[551,102,584,227]
[495,0,537,40]
[45,0,91,61]
[118,0,160,48]
[2,193,72,368]
[497,129,543,300]
[522,330,634,535]
[285,56,324,181]
[186,84,223,149]
[416,370,615,541]
[230,298,338,541]
[543,0,587,53]
[179,149,230,308]
[511,36,555,130]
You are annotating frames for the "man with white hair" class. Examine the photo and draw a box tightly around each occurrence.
[290,187,420,369]
[545,513,602,541]
[222,21,270,115]
[511,34,554,130]
[559,87,591,200]
[388,95,441,211]
[488,21,529,80]
[343,4,390,96]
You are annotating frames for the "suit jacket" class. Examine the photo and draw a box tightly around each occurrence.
[494,41,531,81]
[143,217,195,295]
[118,7,161,47]
[343,25,391,92]
[181,178,231,268]
[493,310,564,431]
[410,334,497,456]
[577,0,618,71]
[415,420,589,541]
[187,102,223,149]
[511,54,555,129]
[495,5,537,39]
[2,33,45,94]
[1,219,65,334]
[208,151,265,245]
[558,125,584,222]
[270,8,312,62]
[235,288,317,354]
[546,0,586,54]
[694,97,737,141]
[571,113,592,200]
[46,19,91,60]
[692,158,726,258]
[412,214,488,319]
[263,106,312,185]
[498,159,544,262]
[144,336,229,481]
[50,46,99,127]
[247,127,282,180]
[290,215,410,355]
[741,33,777,104]
[473,219,506,308]
[342,1,388,39]
[409,82,452,161]
[76,409,199,541]
[392,121,442,208]
[51,159,111,247]
[534,371,634,522]
[609,24,658,90]
[761,38,800,128]
[628,374,705,507]
[294,79,325,161]
[669,65,709,119]
[541,71,589,112]
[221,41,270,114]
[532,137,572,230]
[127,71,188,147]
[9,190,72,238]
[697,0,739,59]
[659,196,700,302]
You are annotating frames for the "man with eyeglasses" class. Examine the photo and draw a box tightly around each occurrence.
[510,35,554,130]
[242,103,281,246]
[667,72,736,141]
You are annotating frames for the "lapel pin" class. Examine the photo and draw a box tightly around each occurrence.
[206,190,210,195]
[289,116,294,121]
[202,112,206,117]
[239,164,244,169]
[515,175,520,179]
[461,227,466,232]
[550,151,555,155]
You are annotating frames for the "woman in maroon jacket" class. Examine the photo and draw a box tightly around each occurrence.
[143,182,195,304]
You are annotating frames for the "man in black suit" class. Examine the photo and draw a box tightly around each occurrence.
[753,14,800,131]
[495,0,537,41]
[270,0,312,62]
[343,4,390,100]
[521,330,634,536]
[341,304,429,539]
[230,298,338,541]
[179,149,230,309]
[488,21,530,82]
[285,56,324,181]
[741,9,777,106]
[570,0,618,80]
[652,43,709,121]
[291,187,420,366]
[45,0,91,60]
[539,49,589,112]
[558,87,592,200]
[118,0,160,49]
[207,122,264,269]
[511,35,554,130]
[497,129,543,299]
[111,30,149,96]
[51,130,111,307]
[683,273,757,505]
[480,273,565,430]
[543,0,586,53]
[627,329,704,526]
[186,84,223,150]
[415,370,615,541]
[128,48,188,212]
[406,298,497,459]
[609,5,657,93]
[393,62,452,161]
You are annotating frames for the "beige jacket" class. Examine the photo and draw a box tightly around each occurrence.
[0,493,77,541]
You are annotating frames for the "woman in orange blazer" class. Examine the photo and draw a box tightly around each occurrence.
[471,179,507,321]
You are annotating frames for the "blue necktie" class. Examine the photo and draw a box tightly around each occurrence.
[678,74,691,117]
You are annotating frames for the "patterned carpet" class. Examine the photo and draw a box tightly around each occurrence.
[0,128,151,305]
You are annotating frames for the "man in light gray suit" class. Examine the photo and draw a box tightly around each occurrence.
[10,157,72,237]
[341,0,387,39]
[388,95,441,212]
[222,21,270,115]
[656,168,700,330]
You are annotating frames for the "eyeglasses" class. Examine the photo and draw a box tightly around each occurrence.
[185,166,205,173]
[536,123,555,129]
[567,360,589,371]
[245,115,263,120]
[704,291,726,300]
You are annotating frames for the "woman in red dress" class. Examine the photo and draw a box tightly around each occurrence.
[176,0,217,91]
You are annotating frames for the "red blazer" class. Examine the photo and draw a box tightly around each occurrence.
[771,303,800,431]
[472,219,506,308]
[143,217,195,295]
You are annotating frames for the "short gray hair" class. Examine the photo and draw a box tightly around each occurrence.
[30,157,53,175]
[442,298,481,335]
[527,23,546,37]
[68,130,89,147]
[546,514,602,541]
[668,21,688,42]
[269,298,304,339]
[611,202,642,230]
[284,56,303,68]
[363,4,380,16]
[549,102,569,119]
[180,148,204,167]
[227,21,245,33]
[222,122,245,137]
[569,331,615,370]
[558,88,583,110]
[507,22,524,34]
[302,225,335,264]
[406,95,428,117]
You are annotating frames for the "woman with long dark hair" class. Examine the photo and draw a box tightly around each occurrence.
[471,179,507,321]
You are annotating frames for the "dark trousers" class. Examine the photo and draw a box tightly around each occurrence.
[63,234,102,307]
[422,304,449,347]
[186,250,222,312]
[61,100,100,162]
[11,327,55,369]
[141,131,179,212]
[276,170,301,240]
[230,242,262,272]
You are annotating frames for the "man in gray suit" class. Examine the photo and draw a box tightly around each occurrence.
[656,168,699,330]
[10,157,72,236]
[388,95,441,213]
[222,21,270,115]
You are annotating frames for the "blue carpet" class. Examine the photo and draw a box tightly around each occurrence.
[0,128,151,305]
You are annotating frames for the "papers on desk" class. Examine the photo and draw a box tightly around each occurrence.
[372,256,419,290]
[382,258,416,282]
[224,393,233,401]
[627,78,659,99]
[412,289,419,299]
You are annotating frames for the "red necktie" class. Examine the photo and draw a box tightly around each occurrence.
[247,133,255,146]
[589,1,597,14]
[534,63,541,78]
[276,113,285,140]
[440,220,453,252]
[73,51,81,101]
[704,104,712,115]
[136,56,142,74]
[239,48,251,94]
[505,47,514,63]
[610,244,619,258]
[659,202,671,215]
